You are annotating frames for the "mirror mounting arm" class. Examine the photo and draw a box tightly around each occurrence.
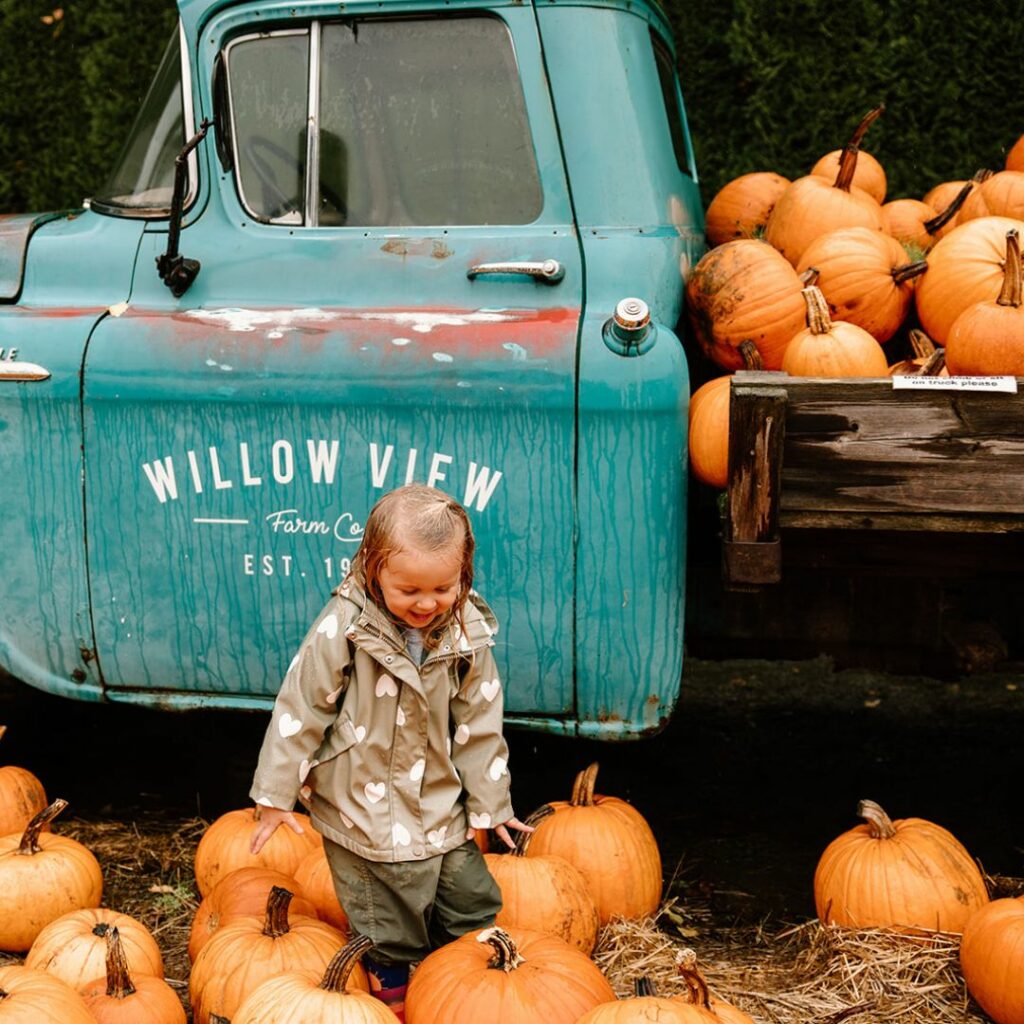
[156,117,212,298]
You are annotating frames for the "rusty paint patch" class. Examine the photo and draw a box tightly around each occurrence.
[381,239,409,256]
[380,238,453,259]
[431,241,453,260]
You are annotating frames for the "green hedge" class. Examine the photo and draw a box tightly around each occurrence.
[1,0,1022,214]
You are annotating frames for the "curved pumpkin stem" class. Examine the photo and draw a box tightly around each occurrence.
[320,935,374,992]
[998,230,1022,308]
[974,167,994,184]
[263,885,295,938]
[18,798,67,855]
[476,927,525,972]
[858,799,898,839]
[924,180,973,235]
[569,768,586,806]
[738,340,763,371]
[571,763,601,807]
[104,927,136,1000]
[801,286,834,335]
[514,805,555,856]
[675,948,714,1010]
[891,260,928,286]
[833,105,884,192]
[799,266,820,288]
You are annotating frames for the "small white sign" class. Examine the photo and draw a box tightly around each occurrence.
[891,375,1018,393]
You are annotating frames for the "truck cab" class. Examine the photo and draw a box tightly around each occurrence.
[0,0,705,737]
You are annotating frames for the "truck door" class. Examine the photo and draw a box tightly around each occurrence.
[82,7,583,720]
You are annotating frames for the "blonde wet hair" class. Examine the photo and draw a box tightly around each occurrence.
[349,484,475,647]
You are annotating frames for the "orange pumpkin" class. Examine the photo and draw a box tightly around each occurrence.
[688,375,732,489]
[78,926,185,1024]
[1008,134,1024,172]
[0,964,96,1024]
[916,215,1024,344]
[685,239,807,370]
[575,983,694,1023]
[922,168,992,233]
[292,851,349,935]
[525,763,662,925]
[0,726,48,839]
[946,228,1024,375]
[189,885,350,1024]
[26,908,163,991]
[960,170,1024,222]
[813,799,988,933]
[882,181,972,251]
[189,866,320,962]
[796,227,926,344]
[0,800,103,952]
[960,897,1024,1024]
[781,286,888,377]
[704,172,791,246]
[233,935,386,1024]
[194,807,317,897]
[405,926,616,1024]
[484,806,599,953]
[810,106,888,204]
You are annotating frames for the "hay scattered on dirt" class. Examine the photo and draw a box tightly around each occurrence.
[594,903,990,1023]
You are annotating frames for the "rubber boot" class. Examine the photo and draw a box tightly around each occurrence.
[365,956,409,1022]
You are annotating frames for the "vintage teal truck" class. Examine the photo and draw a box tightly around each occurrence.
[0,0,705,737]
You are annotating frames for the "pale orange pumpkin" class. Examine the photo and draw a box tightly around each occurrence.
[194,806,317,897]
[0,800,103,953]
[796,227,926,343]
[233,934,386,1024]
[781,286,888,377]
[685,239,807,370]
[0,726,48,839]
[960,170,1024,222]
[405,926,616,1024]
[813,799,988,933]
[704,172,791,246]
[946,228,1024,375]
[881,182,972,252]
[922,168,992,234]
[525,763,662,926]
[78,926,185,1024]
[0,964,96,1024]
[575,981,695,1023]
[1008,134,1024,172]
[293,850,350,935]
[189,885,349,1024]
[189,866,320,962]
[810,107,888,203]
[960,897,1024,1024]
[484,805,599,953]
[26,908,163,991]
[916,215,1024,344]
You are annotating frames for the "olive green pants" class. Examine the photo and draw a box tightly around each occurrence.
[323,838,502,965]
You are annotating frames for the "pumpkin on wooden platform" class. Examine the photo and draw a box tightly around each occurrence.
[881,182,972,251]
[293,850,349,935]
[960,897,1024,1024]
[922,169,992,233]
[190,866,320,961]
[796,227,926,344]
[0,726,47,839]
[0,800,102,952]
[194,806,317,897]
[685,238,807,370]
[26,907,163,991]
[0,964,95,1024]
[688,375,732,489]
[405,926,615,1024]
[79,926,185,1024]
[525,762,662,925]
[887,329,947,377]
[916,215,1024,344]
[810,107,888,204]
[703,171,791,246]
[233,934,382,1024]
[813,799,988,933]
[484,805,599,953]
[781,286,888,377]
[190,885,348,1024]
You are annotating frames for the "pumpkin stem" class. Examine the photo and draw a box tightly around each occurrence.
[738,340,763,371]
[514,805,555,856]
[857,799,898,839]
[973,167,994,184]
[924,181,973,235]
[0,989,7,1002]
[997,230,1022,308]
[801,286,834,335]
[799,266,820,288]
[571,763,600,807]
[477,927,525,972]
[569,769,586,806]
[210,1017,231,1024]
[18,798,67,855]
[833,104,884,192]
[104,926,136,1000]
[320,935,374,992]
[263,885,294,938]
[634,977,658,997]
[891,260,928,285]
[908,329,937,360]
[675,948,713,1009]
[0,725,7,744]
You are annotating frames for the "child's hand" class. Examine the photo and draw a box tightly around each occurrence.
[474,816,535,851]
[250,805,306,854]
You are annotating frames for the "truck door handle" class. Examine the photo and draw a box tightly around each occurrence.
[0,360,50,382]
[467,259,564,284]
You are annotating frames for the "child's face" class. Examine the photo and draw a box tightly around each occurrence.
[377,544,463,629]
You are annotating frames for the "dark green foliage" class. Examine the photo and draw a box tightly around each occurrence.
[667,0,1024,208]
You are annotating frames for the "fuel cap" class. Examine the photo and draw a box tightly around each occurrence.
[614,298,650,331]
[604,297,655,356]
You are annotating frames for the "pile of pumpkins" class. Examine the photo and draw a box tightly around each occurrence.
[687,107,1024,490]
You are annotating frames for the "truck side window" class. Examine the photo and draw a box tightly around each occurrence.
[650,30,693,179]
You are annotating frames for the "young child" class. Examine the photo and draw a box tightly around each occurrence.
[249,484,531,1021]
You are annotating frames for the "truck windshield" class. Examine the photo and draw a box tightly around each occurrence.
[92,30,186,216]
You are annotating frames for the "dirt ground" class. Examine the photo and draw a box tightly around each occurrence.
[1,656,1021,1020]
